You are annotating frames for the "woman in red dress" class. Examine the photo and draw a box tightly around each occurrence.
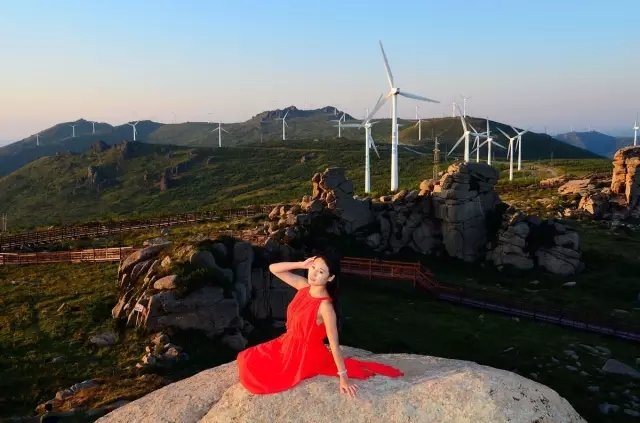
[237,253,403,398]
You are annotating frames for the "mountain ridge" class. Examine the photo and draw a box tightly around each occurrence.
[0,107,599,178]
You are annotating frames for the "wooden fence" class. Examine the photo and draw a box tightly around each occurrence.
[0,205,278,250]
[2,245,639,342]
[0,247,136,266]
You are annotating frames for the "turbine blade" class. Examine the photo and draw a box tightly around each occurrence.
[491,140,507,149]
[459,116,468,132]
[448,135,465,155]
[398,91,440,103]
[363,94,389,123]
[340,123,362,128]
[497,127,511,138]
[362,93,385,125]
[369,134,381,158]
[379,41,394,88]
[283,110,289,119]
[222,128,229,133]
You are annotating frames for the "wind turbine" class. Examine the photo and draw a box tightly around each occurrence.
[212,120,228,147]
[460,95,471,118]
[364,41,439,191]
[450,102,457,117]
[35,133,41,146]
[69,124,77,138]
[341,95,383,193]
[276,111,289,141]
[472,119,506,165]
[466,122,486,163]
[89,121,97,133]
[413,106,423,141]
[128,121,139,141]
[448,115,472,163]
[511,126,529,170]
[498,128,518,181]
[633,113,639,146]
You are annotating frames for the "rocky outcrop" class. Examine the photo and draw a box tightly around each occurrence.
[432,162,500,262]
[112,241,256,342]
[487,209,583,275]
[577,192,610,219]
[160,169,171,192]
[611,146,640,209]
[558,179,592,196]
[96,347,585,423]
[260,165,579,276]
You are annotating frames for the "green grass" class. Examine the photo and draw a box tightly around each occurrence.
[0,263,241,418]
[2,262,639,422]
[0,137,605,232]
[338,276,640,423]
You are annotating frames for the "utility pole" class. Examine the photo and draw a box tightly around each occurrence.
[433,135,440,180]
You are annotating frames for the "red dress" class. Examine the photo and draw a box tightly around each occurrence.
[237,285,403,394]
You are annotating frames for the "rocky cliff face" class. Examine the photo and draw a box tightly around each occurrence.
[611,146,640,209]
[263,164,582,276]
[96,347,585,423]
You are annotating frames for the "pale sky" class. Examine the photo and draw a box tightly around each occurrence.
[1,0,639,142]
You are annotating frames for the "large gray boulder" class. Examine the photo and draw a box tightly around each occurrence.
[97,348,584,423]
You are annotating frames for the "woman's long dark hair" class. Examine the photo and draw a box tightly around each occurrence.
[315,250,343,334]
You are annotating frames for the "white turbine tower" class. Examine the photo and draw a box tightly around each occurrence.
[511,126,530,170]
[472,119,506,165]
[212,121,228,147]
[35,133,41,146]
[498,128,518,181]
[413,106,423,141]
[89,121,97,133]
[335,112,346,138]
[341,95,384,193]
[128,121,139,141]
[364,41,439,191]
[467,122,486,163]
[69,124,77,138]
[633,113,639,146]
[276,111,289,141]
[460,95,471,118]
[448,115,472,162]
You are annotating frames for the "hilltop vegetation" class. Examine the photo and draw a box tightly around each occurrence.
[0,134,611,231]
[0,140,429,229]
[0,107,599,178]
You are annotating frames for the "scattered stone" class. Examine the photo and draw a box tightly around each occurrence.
[566,365,578,372]
[599,403,620,414]
[51,356,65,363]
[611,309,630,316]
[625,409,640,417]
[602,359,640,378]
[588,386,600,392]
[90,332,116,347]
[563,281,577,287]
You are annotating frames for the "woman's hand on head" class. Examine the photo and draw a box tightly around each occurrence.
[301,256,316,270]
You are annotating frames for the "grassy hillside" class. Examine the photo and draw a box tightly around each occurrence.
[0,119,162,178]
[1,108,599,178]
[0,139,439,229]
[400,117,602,160]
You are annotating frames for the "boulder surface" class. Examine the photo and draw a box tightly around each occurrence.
[97,347,584,423]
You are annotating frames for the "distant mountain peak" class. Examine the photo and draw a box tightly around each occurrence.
[249,105,354,123]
